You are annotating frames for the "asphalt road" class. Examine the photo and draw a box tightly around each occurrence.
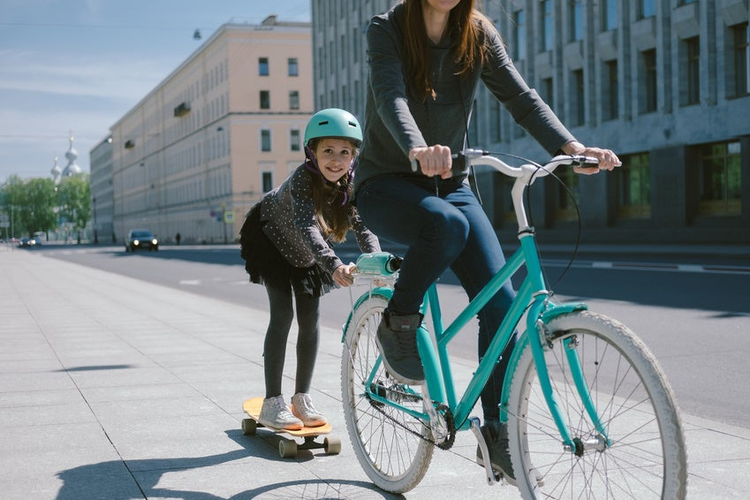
[27,242,750,430]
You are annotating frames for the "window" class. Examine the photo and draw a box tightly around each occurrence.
[641,50,657,113]
[262,171,273,193]
[290,130,301,152]
[352,27,359,63]
[729,23,748,97]
[341,34,346,68]
[261,130,271,152]
[617,153,651,218]
[603,0,617,31]
[260,90,270,110]
[288,58,298,77]
[572,69,585,126]
[570,0,583,42]
[541,0,553,52]
[259,57,269,76]
[555,167,579,222]
[604,60,619,120]
[541,77,555,111]
[683,37,700,106]
[639,0,655,19]
[514,10,526,60]
[289,91,299,110]
[698,142,742,216]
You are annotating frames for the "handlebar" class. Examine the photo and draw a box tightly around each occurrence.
[410,149,600,175]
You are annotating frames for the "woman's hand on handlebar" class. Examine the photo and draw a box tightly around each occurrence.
[562,141,621,175]
[410,145,453,179]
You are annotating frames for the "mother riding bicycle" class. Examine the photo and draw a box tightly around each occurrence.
[352,0,620,484]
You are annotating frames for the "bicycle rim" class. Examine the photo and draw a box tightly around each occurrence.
[340,294,434,494]
[508,310,687,499]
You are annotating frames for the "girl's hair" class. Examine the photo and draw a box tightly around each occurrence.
[306,137,359,243]
[402,0,492,101]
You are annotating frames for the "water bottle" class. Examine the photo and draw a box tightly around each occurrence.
[355,252,402,276]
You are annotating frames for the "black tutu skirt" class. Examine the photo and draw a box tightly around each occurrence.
[239,203,335,297]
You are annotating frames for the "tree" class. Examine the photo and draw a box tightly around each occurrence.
[56,173,90,243]
[0,175,25,238]
[20,178,58,236]
[0,175,57,238]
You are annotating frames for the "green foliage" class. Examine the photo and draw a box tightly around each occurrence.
[0,173,90,239]
[57,173,91,232]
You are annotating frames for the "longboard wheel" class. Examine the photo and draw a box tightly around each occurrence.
[279,438,297,458]
[241,418,257,436]
[324,436,341,455]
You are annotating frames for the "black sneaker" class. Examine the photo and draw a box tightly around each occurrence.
[375,310,425,385]
[476,421,543,486]
[476,421,517,485]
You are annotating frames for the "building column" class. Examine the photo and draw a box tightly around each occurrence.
[650,144,689,228]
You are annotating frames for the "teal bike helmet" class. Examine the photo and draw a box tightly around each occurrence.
[304,108,362,147]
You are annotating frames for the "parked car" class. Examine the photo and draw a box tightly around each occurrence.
[125,229,159,252]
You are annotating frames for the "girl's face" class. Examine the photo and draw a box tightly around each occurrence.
[313,138,356,183]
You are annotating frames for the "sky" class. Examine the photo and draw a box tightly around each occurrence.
[0,0,311,183]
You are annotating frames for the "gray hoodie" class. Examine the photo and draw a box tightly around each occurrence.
[354,2,576,192]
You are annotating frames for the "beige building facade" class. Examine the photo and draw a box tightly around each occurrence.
[109,16,312,244]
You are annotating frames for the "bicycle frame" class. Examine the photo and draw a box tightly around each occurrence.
[350,151,612,452]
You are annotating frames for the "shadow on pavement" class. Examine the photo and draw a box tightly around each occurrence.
[55,430,400,500]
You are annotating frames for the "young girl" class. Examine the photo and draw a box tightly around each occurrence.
[240,108,380,430]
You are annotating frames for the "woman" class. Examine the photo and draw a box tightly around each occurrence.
[240,108,380,430]
[353,0,619,483]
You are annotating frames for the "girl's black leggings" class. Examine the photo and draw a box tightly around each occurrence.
[263,284,320,398]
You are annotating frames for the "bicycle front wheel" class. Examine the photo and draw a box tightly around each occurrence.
[507,310,687,499]
[341,294,434,494]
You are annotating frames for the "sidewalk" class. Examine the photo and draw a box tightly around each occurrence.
[1,249,748,499]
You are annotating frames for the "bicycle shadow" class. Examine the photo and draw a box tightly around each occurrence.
[55,429,401,499]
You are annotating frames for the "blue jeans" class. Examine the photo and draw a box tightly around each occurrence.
[356,175,516,422]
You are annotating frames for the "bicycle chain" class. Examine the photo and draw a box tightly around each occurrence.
[366,387,456,450]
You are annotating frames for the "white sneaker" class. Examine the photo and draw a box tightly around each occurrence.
[258,395,303,430]
[291,393,327,427]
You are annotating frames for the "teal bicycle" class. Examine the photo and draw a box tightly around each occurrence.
[341,150,687,498]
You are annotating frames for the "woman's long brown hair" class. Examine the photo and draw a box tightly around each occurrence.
[403,0,490,101]
[307,138,358,243]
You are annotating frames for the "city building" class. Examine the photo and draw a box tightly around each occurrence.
[101,15,312,244]
[311,0,750,244]
[89,135,114,243]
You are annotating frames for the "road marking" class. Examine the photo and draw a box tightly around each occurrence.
[544,259,750,276]
[179,279,201,286]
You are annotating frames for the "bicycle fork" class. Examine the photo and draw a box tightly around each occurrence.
[525,297,611,455]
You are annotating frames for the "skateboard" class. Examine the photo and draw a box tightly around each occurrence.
[241,397,341,458]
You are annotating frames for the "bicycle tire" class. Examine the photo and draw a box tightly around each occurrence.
[507,310,687,499]
[341,294,434,493]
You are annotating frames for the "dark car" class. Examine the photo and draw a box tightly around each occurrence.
[125,229,159,252]
[18,237,37,247]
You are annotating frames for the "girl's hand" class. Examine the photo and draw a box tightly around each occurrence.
[410,145,453,179]
[332,263,356,287]
[562,141,621,175]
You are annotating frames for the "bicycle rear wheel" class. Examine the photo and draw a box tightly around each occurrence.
[341,294,434,493]
[507,310,687,499]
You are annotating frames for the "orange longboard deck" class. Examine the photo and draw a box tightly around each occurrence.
[243,397,332,437]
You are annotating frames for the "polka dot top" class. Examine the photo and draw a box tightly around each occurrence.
[259,164,381,273]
